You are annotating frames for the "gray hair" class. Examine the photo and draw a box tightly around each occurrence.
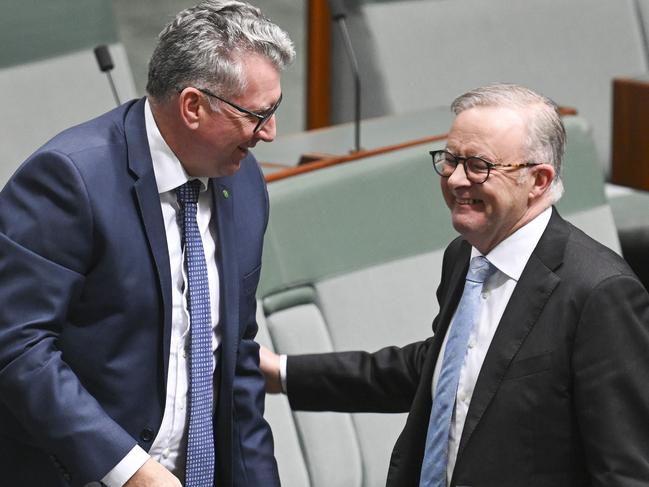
[146,0,295,102]
[451,83,566,202]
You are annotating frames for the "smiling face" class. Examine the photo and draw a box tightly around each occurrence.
[179,53,282,178]
[441,105,553,254]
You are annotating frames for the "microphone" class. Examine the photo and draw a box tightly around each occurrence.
[329,0,362,153]
[94,45,121,106]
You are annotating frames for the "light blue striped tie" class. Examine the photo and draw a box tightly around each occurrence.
[177,180,215,487]
[419,256,496,487]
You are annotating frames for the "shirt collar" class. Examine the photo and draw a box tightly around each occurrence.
[144,98,209,195]
[471,206,552,281]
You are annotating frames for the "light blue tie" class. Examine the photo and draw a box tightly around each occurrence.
[419,256,496,487]
[177,180,215,487]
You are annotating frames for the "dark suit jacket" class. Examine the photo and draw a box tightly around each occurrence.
[288,209,649,487]
[0,99,278,487]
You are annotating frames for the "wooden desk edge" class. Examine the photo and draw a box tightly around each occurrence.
[265,133,448,183]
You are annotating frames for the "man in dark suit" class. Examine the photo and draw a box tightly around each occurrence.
[261,84,649,486]
[0,1,294,486]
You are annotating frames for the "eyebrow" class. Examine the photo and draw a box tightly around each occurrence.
[446,147,495,159]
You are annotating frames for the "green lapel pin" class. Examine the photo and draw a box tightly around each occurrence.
[222,189,230,199]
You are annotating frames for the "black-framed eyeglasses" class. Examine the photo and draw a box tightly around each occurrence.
[429,149,540,184]
[196,87,282,134]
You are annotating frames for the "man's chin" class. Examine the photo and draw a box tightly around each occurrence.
[201,158,241,178]
[451,214,482,237]
[221,158,242,177]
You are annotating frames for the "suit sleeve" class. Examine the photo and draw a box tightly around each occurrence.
[0,152,137,486]
[287,339,432,413]
[573,273,649,486]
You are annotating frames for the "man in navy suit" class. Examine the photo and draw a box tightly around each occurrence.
[0,1,294,486]
[261,84,649,486]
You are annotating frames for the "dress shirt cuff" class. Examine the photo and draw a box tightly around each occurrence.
[279,354,288,394]
[101,446,150,487]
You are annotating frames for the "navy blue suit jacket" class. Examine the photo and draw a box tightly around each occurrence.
[0,98,278,486]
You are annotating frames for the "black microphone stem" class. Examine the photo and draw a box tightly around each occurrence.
[335,17,362,153]
[106,71,121,106]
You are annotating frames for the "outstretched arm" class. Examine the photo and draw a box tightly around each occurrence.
[259,338,433,413]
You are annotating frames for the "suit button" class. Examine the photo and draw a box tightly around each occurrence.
[140,428,155,442]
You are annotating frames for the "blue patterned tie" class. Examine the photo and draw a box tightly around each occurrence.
[176,180,215,487]
[419,256,496,487]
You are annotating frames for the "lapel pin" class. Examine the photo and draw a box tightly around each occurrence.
[222,189,230,199]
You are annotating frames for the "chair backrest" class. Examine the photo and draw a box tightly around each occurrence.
[258,111,619,487]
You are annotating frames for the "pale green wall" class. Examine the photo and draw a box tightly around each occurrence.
[0,0,117,69]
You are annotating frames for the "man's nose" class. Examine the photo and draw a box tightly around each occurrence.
[255,115,276,143]
[447,162,471,186]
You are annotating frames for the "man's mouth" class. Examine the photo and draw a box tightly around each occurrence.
[456,198,482,205]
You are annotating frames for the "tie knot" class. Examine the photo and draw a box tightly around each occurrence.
[466,256,496,283]
[176,179,202,206]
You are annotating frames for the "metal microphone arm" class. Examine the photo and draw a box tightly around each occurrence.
[330,0,362,153]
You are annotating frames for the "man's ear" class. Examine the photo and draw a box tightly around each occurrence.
[529,163,556,199]
[178,88,204,130]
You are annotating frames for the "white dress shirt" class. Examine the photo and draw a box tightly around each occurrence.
[432,207,552,485]
[101,99,221,486]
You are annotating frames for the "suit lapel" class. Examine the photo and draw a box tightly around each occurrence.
[386,240,471,479]
[430,242,472,365]
[415,241,470,442]
[456,209,568,459]
[437,263,469,329]
[125,99,173,383]
[210,178,238,388]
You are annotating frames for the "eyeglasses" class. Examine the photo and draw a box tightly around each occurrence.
[429,149,540,184]
[196,87,282,134]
